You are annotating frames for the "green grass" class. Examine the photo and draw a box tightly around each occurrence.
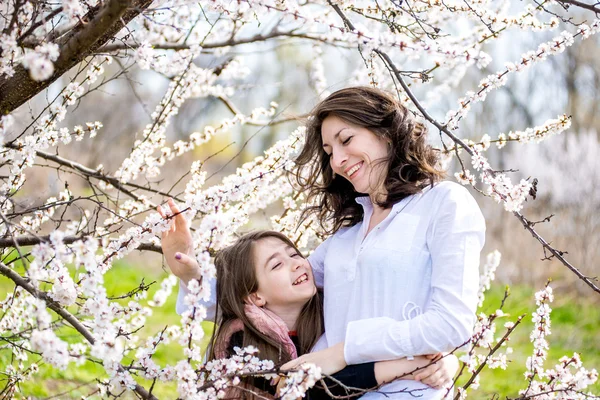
[1,260,213,399]
[1,262,598,399]
[465,285,600,397]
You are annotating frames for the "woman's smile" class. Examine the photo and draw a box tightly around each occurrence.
[345,161,363,179]
[321,115,390,196]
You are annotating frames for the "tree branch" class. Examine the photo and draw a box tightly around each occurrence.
[4,143,181,202]
[327,2,600,296]
[0,0,154,115]
[555,0,600,14]
[0,262,158,400]
[97,30,327,53]
[0,234,161,253]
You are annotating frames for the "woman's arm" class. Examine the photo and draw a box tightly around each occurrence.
[344,184,485,364]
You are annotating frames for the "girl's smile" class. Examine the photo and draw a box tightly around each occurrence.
[251,237,316,312]
[292,273,309,285]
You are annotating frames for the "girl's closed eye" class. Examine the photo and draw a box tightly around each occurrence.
[271,262,282,270]
[342,136,353,145]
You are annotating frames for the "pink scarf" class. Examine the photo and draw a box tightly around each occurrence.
[214,303,298,360]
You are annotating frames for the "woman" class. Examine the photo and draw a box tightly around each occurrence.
[167,86,485,399]
[279,86,485,399]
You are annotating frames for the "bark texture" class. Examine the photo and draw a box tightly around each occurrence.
[0,0,153,115]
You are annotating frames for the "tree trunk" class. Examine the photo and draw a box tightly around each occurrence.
[0,0,153,115]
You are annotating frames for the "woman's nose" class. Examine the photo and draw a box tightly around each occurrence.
[330,149,347,170]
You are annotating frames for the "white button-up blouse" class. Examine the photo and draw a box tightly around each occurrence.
[177,181,485,399]
[308,181,485,399]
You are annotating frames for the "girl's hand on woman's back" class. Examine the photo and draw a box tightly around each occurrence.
[413,353,459,390]
[374,352,458,390]
[158,199,201,284]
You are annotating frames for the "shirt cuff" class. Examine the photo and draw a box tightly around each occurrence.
[176,278,191,315]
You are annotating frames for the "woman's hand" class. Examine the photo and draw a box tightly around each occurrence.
[414,353,459,390]
[280,342,347,376]
[157,199,201,284]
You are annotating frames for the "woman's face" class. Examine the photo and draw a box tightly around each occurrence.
[251,237,316,310]
[321,115,390,197]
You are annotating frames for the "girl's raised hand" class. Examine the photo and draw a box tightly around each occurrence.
[413,353,459,390]
[158,199,201,284]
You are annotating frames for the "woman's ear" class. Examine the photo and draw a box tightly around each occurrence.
[245,292,266,307]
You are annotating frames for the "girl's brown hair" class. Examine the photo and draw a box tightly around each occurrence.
[295,86,445,234]
[208,231,323,366]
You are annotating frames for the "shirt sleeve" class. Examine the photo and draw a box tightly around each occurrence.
[176,277,217,320]
[344,184,486,364]
[307,236,332,289]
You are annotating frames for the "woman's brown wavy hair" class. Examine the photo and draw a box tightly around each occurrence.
[295,86,445,234]
[207,231,323,369]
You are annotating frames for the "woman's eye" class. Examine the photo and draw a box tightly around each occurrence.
[342,136,352,145]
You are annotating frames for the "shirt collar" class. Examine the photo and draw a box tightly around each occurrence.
[354,196,372,210]
[354,186,432,212]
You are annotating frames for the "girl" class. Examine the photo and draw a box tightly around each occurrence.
[206,229,458,398]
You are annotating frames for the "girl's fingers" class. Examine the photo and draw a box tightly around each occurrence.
[168,198,189,229]
[415,362,440,381]
[425,352,442,360]
[422,370,445,389]
[168,198,181,215]
[175,252,196,267]
[421,373,437,387]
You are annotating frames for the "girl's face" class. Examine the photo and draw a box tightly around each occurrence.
[321,115,390,198]
[251,237,316,310]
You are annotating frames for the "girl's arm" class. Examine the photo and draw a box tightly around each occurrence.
[374,353,459,389]
[283,343,459,388]
[300,354,459,400]
[158,199,217,318]
[158,199,201,284]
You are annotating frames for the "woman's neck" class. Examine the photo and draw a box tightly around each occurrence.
[369,184,388,207]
